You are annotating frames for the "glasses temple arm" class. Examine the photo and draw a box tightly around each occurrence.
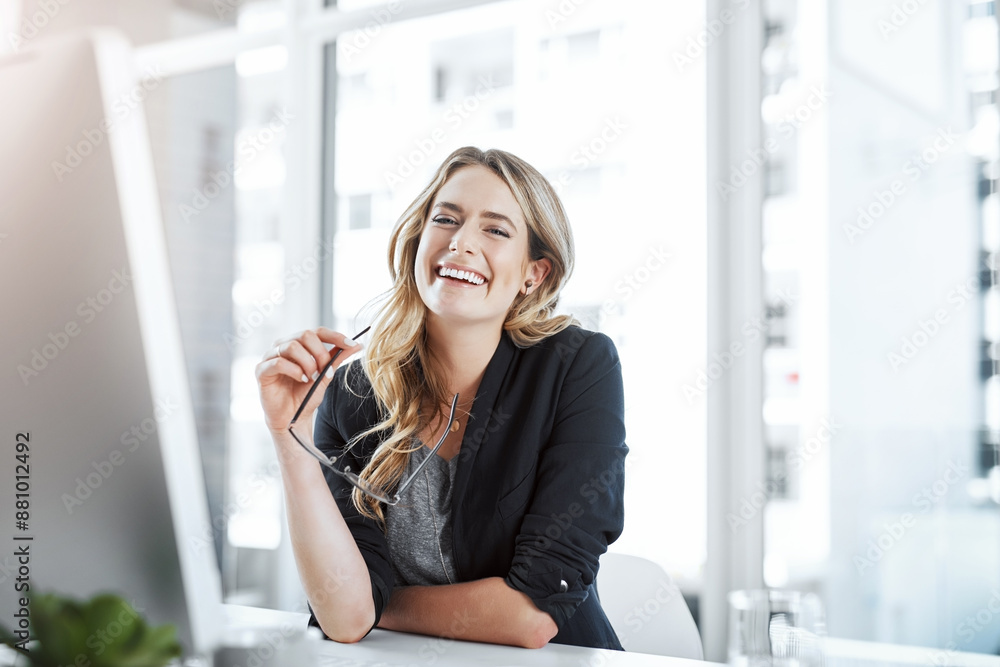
[394,393,460,498]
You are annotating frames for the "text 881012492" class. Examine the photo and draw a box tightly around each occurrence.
[11,432,32,648]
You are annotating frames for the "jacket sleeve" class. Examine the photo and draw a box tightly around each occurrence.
[305,362,394,640]
[503,332,628,630]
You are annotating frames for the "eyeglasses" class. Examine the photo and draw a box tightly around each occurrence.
[287,326,460,506]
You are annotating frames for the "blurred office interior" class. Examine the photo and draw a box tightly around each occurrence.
[2,0,998,660]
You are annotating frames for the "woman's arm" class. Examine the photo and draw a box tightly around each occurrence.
[275,432,376,643]
[376,577,558,649]
[256,328,378,643]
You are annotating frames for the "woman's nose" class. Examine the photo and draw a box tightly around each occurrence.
[450,226,477,254]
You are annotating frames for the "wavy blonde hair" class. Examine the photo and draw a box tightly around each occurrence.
[342,146,579,523]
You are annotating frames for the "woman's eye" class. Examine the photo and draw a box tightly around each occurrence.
[432,217,457,225]
[489,228,510,238]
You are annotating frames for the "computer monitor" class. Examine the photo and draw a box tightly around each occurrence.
[0,29,222,654]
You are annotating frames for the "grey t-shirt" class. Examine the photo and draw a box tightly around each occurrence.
[384,442,459,587]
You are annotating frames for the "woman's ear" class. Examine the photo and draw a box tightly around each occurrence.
[523,258,552,295]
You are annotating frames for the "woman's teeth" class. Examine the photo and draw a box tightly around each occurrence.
[438,266,485,285]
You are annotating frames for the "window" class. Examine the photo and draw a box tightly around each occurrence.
[327,4,708,616]
[757,0,1000,651]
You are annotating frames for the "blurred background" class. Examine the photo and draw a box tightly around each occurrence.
[1,0,997,660]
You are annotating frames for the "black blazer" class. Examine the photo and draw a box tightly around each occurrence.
[306,325,628,650]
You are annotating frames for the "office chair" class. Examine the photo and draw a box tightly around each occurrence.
[596,552,705,659]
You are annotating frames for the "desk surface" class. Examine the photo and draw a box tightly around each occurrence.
[222,604,1000,667]
[222,603,714,667]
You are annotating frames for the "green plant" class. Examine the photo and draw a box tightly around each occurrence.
[0,591,182,667]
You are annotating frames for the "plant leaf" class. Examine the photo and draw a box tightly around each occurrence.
[101,623,182,667]
[11,591,184,667]
[82,594,145,665]
[30,593,87,664]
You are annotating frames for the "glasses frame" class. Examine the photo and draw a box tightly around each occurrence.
[287,326,460,506]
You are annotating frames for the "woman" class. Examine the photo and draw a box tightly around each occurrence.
[255,146,627,650]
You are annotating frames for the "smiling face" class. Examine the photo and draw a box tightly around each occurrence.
[414,164,550,330]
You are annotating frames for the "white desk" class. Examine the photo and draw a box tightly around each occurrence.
[223,603,714,667]
[222,604,1000,667]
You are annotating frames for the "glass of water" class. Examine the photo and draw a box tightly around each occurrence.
[728,589,826,667]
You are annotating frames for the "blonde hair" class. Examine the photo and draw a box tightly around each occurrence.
[343,147,579,523]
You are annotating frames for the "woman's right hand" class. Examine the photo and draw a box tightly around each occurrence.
[255,327,365,440]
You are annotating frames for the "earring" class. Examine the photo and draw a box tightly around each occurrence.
[523,280,533,295]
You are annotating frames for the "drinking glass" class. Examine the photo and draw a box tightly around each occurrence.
[728,589,826,667]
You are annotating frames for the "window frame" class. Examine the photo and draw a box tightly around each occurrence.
[132,0,742,652]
